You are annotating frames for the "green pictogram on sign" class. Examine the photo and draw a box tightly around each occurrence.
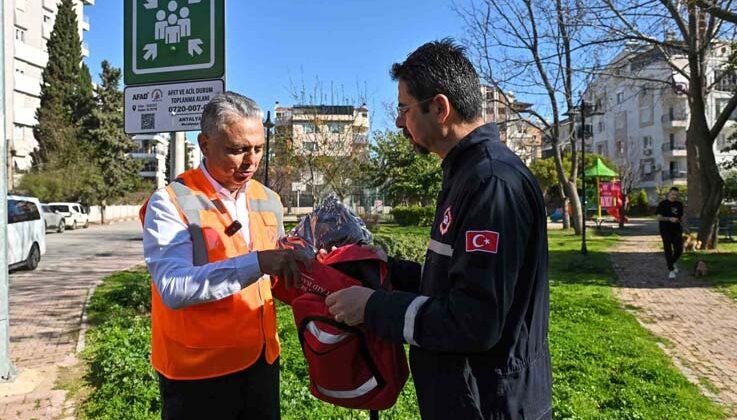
[124,0,224,85]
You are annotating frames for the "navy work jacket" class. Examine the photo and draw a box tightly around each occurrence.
[365,123,552,419]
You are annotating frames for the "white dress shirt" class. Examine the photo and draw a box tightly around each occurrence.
[143,163,270,310]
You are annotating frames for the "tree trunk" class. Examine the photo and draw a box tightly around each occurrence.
[559,189,571,229]
[564,180,583,234]
[552,146,582,234]
[686,98,724,249]
[101,200,107,225]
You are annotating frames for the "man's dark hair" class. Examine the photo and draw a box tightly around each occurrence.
[670,187,679,192]
[391,38,482,122]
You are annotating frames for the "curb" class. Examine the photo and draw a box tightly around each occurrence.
[75,261,143,355]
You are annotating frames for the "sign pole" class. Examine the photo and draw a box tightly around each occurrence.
[0,0,17,382]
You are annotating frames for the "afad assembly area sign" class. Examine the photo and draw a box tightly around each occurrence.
[124,0,225,134]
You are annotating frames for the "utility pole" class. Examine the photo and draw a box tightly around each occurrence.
[0,0,17,382]
[169,132,186,180]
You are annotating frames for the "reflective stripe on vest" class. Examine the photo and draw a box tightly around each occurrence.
[167,181,214,266]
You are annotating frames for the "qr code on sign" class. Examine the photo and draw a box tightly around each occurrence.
[141,113,155,130]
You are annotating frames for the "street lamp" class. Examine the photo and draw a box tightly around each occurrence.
[263,111,274,189]
[565,99,604,255]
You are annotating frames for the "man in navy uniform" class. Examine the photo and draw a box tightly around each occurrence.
[326,39,552,419]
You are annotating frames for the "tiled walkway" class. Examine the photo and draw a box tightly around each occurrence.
[610,220,737,417]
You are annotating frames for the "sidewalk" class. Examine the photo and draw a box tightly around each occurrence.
[610,220,737,417]
[0,223,143,419]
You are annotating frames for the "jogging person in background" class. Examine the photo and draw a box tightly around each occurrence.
[656,187,684,279]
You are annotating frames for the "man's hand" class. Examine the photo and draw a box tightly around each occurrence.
[325,286,375,326]
[257,249,313,289]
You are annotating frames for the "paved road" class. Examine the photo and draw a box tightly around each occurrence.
[1,221,144,419]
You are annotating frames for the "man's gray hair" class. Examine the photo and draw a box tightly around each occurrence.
[200,91,263,136]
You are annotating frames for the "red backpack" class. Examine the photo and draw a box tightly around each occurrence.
[276,244,409,411]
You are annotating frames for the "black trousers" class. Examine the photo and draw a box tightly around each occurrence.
[158,351,280,420]
[660,228,683,271]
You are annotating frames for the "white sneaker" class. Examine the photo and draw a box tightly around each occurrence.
[673,265,679,274]
[668,270,677,279]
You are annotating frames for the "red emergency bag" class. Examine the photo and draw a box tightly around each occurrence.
[276,244,409,411]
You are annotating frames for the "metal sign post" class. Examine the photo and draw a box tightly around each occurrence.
[0,0,17,382]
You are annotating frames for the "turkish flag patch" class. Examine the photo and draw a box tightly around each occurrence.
[465,230,499,254]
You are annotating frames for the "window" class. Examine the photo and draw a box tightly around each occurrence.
[669,133,675,149]
[643,137,654,155]
[8,200,40,224]
[616,91,625,104]
[43,14,53,24]
[715,98,737,121]
[303,141,316,152]
[715,69,737,92]
[643,136,653,149]
[302,123,315,134]
[598,121,605,133]
[327,123,342,134]
[15,27,26,43]
[13,125,24,141]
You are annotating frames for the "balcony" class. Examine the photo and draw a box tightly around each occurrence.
[14,73,41,97]
[661,113,688,129]
[661,142,687,158]
[81,15,90,31]
[14,42,49,67]
[42,23,52,39]
[81,41,89,57]
[662,170,687,184]
[13,107,37,127]
[83,0,95,5]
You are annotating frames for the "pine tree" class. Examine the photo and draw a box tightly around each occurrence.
[86,61,143,223]
[33,0,91,165]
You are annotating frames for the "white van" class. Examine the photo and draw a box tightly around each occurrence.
[8,195,47,270]
[47,202,89,229]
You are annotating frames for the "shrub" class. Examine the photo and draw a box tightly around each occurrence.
[391,206,434,226]
[627,189,651,216]
[373,232,427,263]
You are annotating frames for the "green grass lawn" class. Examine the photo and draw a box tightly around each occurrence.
[76,226,726,419]
[679,240,737,302]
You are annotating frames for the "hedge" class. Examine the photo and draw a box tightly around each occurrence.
[390,206,435,226]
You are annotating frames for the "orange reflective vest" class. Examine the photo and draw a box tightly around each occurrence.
[139,167,283,380]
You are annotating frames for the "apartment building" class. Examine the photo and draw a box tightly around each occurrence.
[4,0,93,186]
[274,103,370,207]
[480,84,543,164]
[585,42,737,197]
[130,133,170,189]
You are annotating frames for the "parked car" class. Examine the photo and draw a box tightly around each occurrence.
[47,202,89,229]
[41,204,66,233]
[8,195,47,271]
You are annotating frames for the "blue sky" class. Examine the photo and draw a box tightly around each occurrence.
[85,0,469,136]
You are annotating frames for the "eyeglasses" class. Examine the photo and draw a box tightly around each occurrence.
[396,98,434,118]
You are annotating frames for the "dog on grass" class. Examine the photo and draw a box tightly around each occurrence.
[683,233,702,252]
[694,259,708,277]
